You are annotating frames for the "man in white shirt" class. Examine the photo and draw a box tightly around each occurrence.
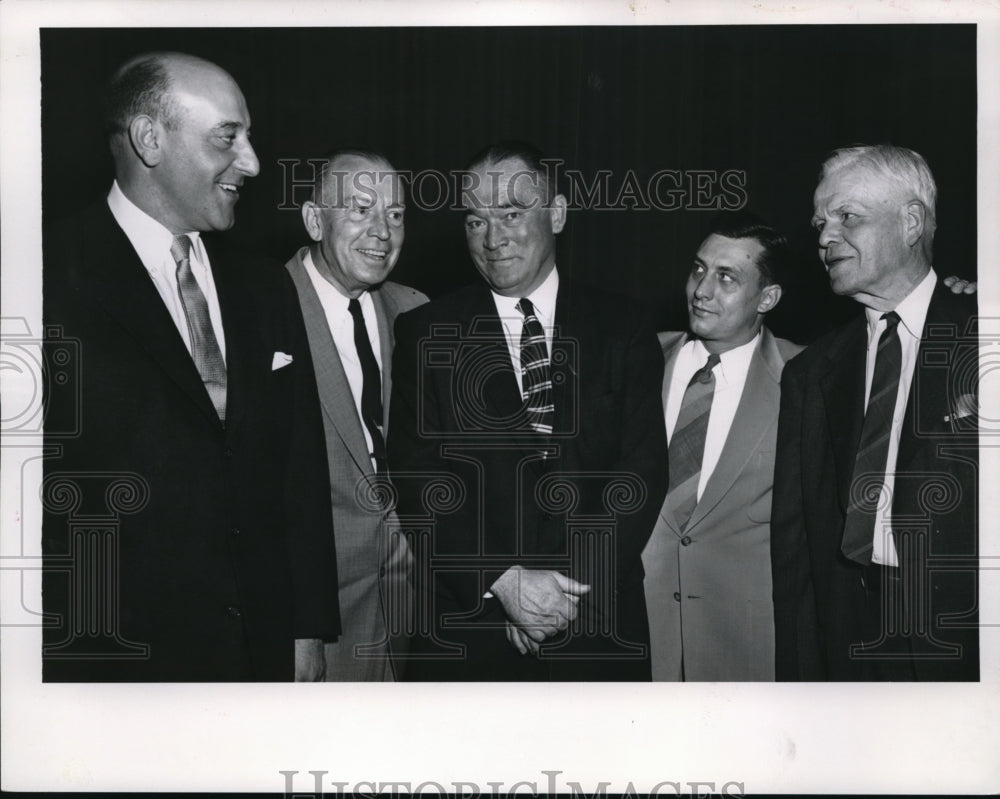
[42,52,340,681]
[642,213,803,680]
[772,144,979,680]
[388,142,668,680]
[285,150,427,680]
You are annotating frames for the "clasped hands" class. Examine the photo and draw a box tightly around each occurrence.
[490,565,590,656]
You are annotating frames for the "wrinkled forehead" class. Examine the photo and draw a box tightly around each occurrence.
[696,233,765,273]
[321,155,405,206]
[814,162,901,210]
[464,157,546,211]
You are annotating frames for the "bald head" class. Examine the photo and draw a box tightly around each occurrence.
[106,51,259,234]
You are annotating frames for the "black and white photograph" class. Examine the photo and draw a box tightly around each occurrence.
[2,0,998,794]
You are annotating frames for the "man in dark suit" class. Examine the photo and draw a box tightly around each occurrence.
[771,144,978,681]
[285,149,427,680]
[642,214,803,681]
[42,52,340,681]
[387,142,668,680]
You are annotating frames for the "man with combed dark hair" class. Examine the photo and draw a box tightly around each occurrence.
[285,148,427,680]
[642,211,804,681]
[42,52,340,681]
[771,144,978,681]
[387,141,668,681]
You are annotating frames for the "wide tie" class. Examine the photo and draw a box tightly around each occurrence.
[516,298,554,435]
[348,298,387,472]
[666,352,720,530]
[841,311,902,565]
[170,235,227,421]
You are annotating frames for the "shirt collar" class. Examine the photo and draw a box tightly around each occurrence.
[686,331,760,387]
[491,265,560,327]
[303,250,370,319]
[865,267,937,343]
[107,180,205,271]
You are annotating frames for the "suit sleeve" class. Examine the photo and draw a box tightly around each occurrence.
[771,360,823,680]
[279,268,342,640]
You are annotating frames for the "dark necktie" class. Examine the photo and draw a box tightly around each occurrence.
[842,311,903,565]
[170,235,227,421]
[516,298,554,435]
[348,298,386,471]
[667,352,720,530]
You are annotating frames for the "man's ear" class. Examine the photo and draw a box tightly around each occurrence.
[301,201,324,243]
[757,283,783,314]
[128,115,162,167]
[902,200,927,247]
[549,193,568,234]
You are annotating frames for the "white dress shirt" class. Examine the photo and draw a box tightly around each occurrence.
[863,268,937,566]
[106,181,226,360]
[303,250,383,470]
[491,266,559,396]
[665,333,759,501]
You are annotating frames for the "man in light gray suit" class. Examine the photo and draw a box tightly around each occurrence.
[285,149,427,680]
[642,213,802,681]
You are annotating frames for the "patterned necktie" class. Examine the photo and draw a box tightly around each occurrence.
[841,311,902,565]
[516,298,554,435]
[667,351,720,530]
[348,298,387,472]
[170,235,227,421]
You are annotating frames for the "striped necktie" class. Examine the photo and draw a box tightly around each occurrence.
[841,311,902,565]
[516,298,554,435]
[667,351,720,530]
[170,235,227,421]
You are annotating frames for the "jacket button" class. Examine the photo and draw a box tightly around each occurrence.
[227,606,242,618]
[673,592,681,602]
[379,566,387,578]
[231,528,240,537]
[681,536,692,546]
[224,448,234,458]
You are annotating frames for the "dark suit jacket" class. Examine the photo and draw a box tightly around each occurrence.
[387,279,668,681]
[771,280,978,681]
[42,201,340,681]
[286,247,427,680]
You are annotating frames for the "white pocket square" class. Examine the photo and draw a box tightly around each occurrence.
[272,352,294,370]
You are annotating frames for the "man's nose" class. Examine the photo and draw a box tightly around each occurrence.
[368,208,390,240]
[693,273,713,298]
[236,139,260,178]
[484,221,506,250]
[817,220,839,249]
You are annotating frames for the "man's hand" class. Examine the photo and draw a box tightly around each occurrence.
[491,566,590,643]
[944,275,977,294]
[294,637,326,681]
[505,621,541,655]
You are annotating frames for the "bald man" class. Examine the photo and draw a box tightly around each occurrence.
[42,52,340,681]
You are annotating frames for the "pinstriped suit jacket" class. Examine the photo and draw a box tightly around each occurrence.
[286,247,428,680]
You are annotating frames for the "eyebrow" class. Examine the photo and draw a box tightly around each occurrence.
[212,121,245,134]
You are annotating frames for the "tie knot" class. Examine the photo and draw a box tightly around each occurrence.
[694,352,720,384]
[881,310,901,331]
[516,298,535,318]
[348,297,363,319]
[170,234,192,265]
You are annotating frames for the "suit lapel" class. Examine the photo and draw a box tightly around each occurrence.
[897,282,961,470]
[819,316,868,511]
[686,328,783,532]
[88,205,222,429]
[464,285,525,430]
[286,249,372,472]
[657,332,687,535]
[373,286,395,433]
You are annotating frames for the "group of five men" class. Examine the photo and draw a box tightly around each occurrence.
[42,51,978,683]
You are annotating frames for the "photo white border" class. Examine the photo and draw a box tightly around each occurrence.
[2,0,998,793]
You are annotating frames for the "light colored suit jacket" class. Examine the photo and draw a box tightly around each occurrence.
[286,247,428,680]
[641,326,803,681]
